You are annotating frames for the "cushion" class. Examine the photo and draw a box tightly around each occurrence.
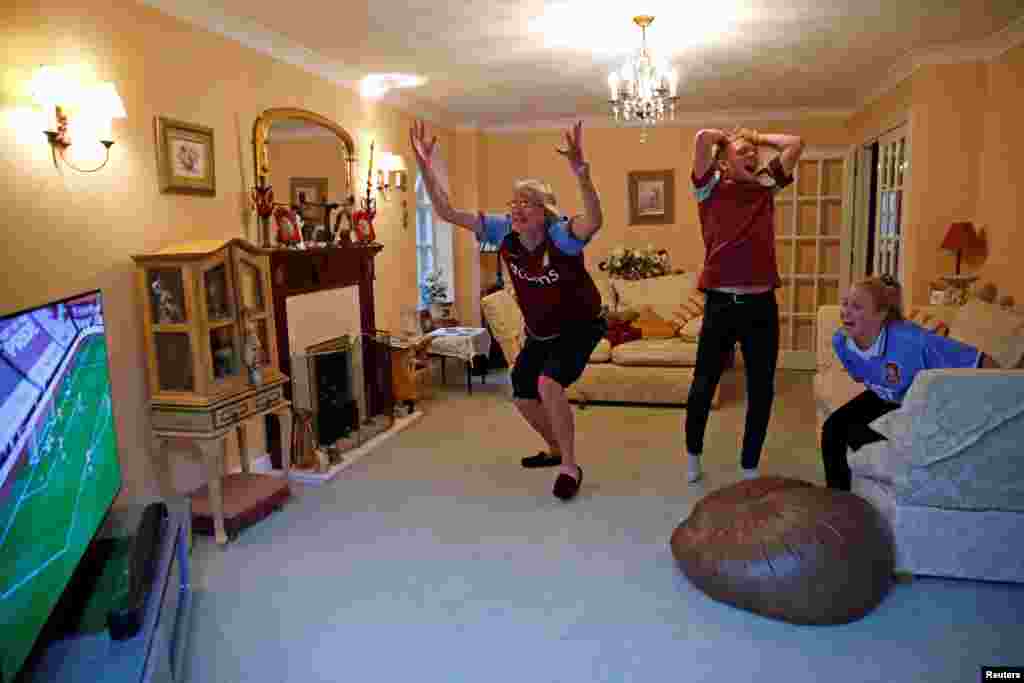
[679,315,703,342]
[592,275,616,310]
[605,321,642,348]
[611,338,699,366]
[481,289,524,366]
[670,477,895,625]
[614,272,698,323]
[589,338,612,363]
[949,298,1024,368]
[633,307,678,339]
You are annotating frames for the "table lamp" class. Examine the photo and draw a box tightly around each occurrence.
[940,221,977,275]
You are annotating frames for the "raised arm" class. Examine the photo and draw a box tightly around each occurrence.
[693,128,728,180]
[409,120,479,232]
[755,131,805,176]
[557,121,603,241]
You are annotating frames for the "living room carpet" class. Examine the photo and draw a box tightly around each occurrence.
[185,370,1023,683]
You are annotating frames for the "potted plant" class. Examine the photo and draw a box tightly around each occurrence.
[421,268,452,319]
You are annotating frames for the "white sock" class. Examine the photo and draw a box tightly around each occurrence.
[687,453,702,483]
[742,467,759,480]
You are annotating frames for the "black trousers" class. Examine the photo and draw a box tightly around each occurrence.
[820,389,898,490]
[685,290,779,470]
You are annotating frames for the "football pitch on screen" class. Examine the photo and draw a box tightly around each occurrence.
[0,336,120,679]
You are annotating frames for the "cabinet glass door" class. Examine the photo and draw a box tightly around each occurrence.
[201,257,243,388]
[147,268,187,325]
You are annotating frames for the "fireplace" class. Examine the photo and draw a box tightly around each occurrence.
[264,245,393,466]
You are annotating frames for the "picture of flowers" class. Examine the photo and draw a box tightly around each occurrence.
[156,116,216,195]
[628,170,675,225]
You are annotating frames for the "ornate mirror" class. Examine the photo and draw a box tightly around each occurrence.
[252,108,358,247]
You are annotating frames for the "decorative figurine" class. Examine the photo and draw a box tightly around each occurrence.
[151,277,183,324]
[250,184,276,248]
[353,141,378,243]
[273,205,303,248]
[242,324,264,385]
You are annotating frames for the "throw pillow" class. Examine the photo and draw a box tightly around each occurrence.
[606,320,642,347]
[634,317,678,339]
[679,315,703,342]
[949,298,1024,368]
[614,272,698,322]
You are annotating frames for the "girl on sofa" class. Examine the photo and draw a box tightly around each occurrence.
[685,126,804,483]
[409,119,605,501]
[822,275,999,490]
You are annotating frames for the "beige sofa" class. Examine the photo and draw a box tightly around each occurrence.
[481,272,740,408]
[815,297,1024,582]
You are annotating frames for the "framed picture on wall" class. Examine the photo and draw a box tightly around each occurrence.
[291,177,328,222]
[155,117,216,195]
[628,169,675,225]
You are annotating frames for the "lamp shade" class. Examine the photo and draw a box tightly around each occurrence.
[941,221,976,251]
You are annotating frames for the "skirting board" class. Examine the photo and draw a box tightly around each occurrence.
[253,411,425,485]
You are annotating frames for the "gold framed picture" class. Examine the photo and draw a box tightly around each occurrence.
[628,169,675,226]
[156,117,216,195]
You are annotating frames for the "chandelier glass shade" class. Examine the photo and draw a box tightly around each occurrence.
[608,16,678,138]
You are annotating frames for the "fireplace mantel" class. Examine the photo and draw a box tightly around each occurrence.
[264,243,388,417]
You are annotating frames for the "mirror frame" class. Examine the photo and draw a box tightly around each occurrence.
[252,108,357,192]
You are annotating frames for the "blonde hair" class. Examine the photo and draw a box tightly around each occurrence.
[853,275,904,323]
[513,179,560,222]
[713,126,760,172]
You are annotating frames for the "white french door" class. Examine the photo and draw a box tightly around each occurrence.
[774,151,848,369]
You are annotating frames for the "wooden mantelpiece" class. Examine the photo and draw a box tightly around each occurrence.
[266,243,387,417]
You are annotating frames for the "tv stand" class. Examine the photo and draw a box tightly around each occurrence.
[21,499,192,683]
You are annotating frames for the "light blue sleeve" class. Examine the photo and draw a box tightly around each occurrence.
[832,330,859,380]
[692,170,721,203]
[921,327,983,369]
[477,213,512,246]
[548,217,587,255]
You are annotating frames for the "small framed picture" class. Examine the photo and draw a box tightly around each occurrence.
[156,117,216,195]
[628,170,675,225]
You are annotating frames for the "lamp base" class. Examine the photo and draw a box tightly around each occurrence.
[940,274,978,306]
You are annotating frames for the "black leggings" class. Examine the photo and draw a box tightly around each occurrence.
[685,290,779,470]
[820,390,898,490]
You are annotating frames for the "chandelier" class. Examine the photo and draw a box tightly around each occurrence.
[608,16,679,141]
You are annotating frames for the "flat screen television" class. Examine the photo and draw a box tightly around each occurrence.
[0,290,122,683]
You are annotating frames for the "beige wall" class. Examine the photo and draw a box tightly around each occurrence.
[479,119,852,276]
[0,0,450,503]
[976,43,1024,303]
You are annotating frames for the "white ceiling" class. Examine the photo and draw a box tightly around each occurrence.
[143,0,1024,129]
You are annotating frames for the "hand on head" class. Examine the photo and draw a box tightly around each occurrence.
[410,119,437,169]
[556,120,587,175]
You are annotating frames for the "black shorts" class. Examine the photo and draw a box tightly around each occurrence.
[510,317,608,400]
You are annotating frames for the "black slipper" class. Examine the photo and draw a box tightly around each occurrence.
[521,451,562,468]
[553,466,583,501]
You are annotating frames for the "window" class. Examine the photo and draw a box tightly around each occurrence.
[415,173,454,305]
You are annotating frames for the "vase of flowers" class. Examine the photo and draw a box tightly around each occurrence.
[599,246,671,280]
[421,268,451,318]
[251,184,276,248]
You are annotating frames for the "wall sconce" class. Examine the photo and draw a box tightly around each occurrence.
[31,66,126,173]
[374,152,406,200]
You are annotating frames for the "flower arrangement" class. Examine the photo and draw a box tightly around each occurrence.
[420,268,450,305]
[599,246,671,280]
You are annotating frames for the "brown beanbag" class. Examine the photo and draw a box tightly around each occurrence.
[670,476,895,625]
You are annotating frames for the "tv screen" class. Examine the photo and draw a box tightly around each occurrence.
[0,291,122,683]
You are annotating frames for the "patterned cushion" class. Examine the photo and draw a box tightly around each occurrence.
[949,299,1024,369]
[679,315,703,342]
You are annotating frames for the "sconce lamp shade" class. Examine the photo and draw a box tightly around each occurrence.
[92,82,127,119]
[940,221,977,275]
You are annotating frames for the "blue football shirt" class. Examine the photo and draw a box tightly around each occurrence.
[833,320,982,403]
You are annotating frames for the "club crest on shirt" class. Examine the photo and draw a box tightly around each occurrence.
[884,361,901,385]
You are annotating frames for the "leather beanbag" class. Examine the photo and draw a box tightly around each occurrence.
[671,477,895,625]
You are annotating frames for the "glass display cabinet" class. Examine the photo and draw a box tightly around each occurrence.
[132,238,292,545]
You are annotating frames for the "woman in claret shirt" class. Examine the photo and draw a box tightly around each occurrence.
[409,119,605,502]
[684,127,804,484]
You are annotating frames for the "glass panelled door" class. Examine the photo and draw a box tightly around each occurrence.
[874,126,908,279]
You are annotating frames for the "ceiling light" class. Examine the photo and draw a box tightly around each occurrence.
[608,16,678,142]
[360,73,427,99]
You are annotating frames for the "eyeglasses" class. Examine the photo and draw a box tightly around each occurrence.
[507,199,543,210]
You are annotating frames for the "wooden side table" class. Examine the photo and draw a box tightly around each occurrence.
[150,380,292,545]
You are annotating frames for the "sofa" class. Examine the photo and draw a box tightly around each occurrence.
[481,271,741,408]
[814,296,1024,582]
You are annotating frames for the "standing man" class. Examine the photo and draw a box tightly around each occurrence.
[409,120,605,501]
[684,126,804,483]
